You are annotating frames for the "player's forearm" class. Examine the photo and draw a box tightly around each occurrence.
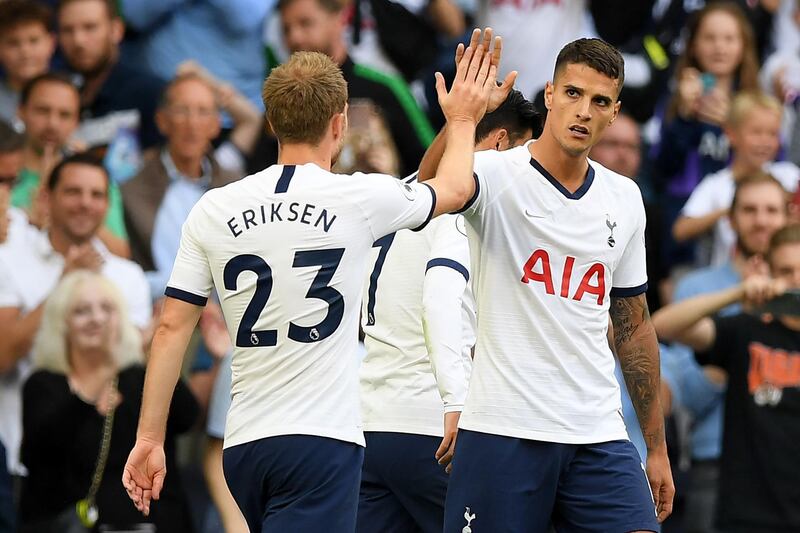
[417,126,447,183]
[610,294,666,453]
[428,121,476,216]
[651,286,741,343]
[137,302,201,442]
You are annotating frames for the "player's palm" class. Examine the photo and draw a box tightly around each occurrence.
[123,439,167,517]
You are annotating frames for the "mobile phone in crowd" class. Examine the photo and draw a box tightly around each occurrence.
[700,73,716,93]
[756,289,800,316]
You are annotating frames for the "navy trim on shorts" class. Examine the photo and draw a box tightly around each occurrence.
[412,183,437,232]
[165,286,208,306]
[610,282,649,298]
[454,173,480,214]
[275,165,296,193]
[426,258,469,282]
[530,157,595,200]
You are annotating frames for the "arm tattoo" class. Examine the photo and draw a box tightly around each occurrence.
[610,293,664,451]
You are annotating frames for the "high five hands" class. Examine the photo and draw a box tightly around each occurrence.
[435,28,513,127]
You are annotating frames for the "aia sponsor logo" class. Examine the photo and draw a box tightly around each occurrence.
[521,249,606,305]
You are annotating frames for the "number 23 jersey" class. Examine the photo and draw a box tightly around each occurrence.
[460,143,648,444]
[166,163,435,449]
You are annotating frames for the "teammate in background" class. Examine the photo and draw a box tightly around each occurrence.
[422,37,674,532]
[358,89,537,533]
[653,224,800,533]
[122,31,497,533]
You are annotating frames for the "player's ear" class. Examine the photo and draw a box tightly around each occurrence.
[544,81,554,110]
[331,110,347,142]
[494,129,509,150]
[609,100,621,125]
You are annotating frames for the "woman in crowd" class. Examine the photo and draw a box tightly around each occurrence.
[18,271,197,532]
[655,2,761,272]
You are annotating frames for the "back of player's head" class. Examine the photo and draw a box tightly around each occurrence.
[726,91,782,128]
[730,172,788,214]
[0,121,24,154]
[0,0,53,35]
[553,38,625,92]
[47,152,109,192]
[476,89,542,143]
[262,51,348,145]
[19,71,77,107]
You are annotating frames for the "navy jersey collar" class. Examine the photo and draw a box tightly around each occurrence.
[529,157,595,200]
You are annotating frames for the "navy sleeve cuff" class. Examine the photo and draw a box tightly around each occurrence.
[165,286,209,306]
[609,282,648,298]
[426,258,469,282]
[412,182,437,232]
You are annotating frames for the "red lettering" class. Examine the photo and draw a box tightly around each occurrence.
[748,343,800,394]
[521,249,555,295]
[572,263,606,306]
[560,256,575,298]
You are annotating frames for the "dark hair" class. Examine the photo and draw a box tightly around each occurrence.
[553,38,625,90]
[769,224,800,262]
[476,89,542,143]
[19,71,78,106]
[0,121,25,154]
[47,152,109,192]
[277,0,342,12]
[0,0,53,34]
[730,172,788,213]
[56,0,119,18]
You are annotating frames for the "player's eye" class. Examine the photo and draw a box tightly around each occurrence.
[566,89,578,97]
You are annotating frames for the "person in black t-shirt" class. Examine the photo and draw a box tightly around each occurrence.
[653,224,800,533]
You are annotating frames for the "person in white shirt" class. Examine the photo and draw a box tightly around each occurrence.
[0,152,150,478]
[122,35,498,533]
[674,91,799,266]
[357,88,538,533]
[422,37,674,533]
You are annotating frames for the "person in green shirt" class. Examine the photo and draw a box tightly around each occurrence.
[14,72,129,257]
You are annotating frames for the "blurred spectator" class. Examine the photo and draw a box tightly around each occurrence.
[590,111,666,310]
[0,120,35,246]
[57,0,164,183]
[18,271,197,532]
[478,0,653,102]
[121,0,274,111]
[655,2,761,272]
[674,91,799,266]
[0,0,55,125]
[12,72,129,257]
[274,0,435,177]
[344,0,466,81]
[0,153,150,477]
[661,173,789,533]
[201,308,247,533]
[121,71,253,301]
[653,223,800,533]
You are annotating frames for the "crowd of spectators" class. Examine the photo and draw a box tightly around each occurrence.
[0,0,799,532]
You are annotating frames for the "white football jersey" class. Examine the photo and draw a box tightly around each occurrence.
[360,176,474,437]
[166,163,435,449]
[459,142,648,444]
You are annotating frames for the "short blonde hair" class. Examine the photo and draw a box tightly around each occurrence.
[32,271,143,374]
[727,91,782,128]
[769,223,800,264]
[262,51,348,145]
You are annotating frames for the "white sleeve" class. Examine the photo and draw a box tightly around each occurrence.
[0,256,22,309]
[681,176,717,218]
[422,215,472,412]
[359,174,436,240]
[458,149,512,221]
[127,264,153,330]
[165,201,214,306]
[611,191,648,296]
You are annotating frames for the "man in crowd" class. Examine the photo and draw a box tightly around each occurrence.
[0,153,150,486]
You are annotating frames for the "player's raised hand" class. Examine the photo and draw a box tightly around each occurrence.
[122,438,167,517]
[455,28,517,113]
[646,447,675,522]
[435,28,498,126]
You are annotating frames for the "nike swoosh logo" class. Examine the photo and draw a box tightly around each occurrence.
[524,209,546,219]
